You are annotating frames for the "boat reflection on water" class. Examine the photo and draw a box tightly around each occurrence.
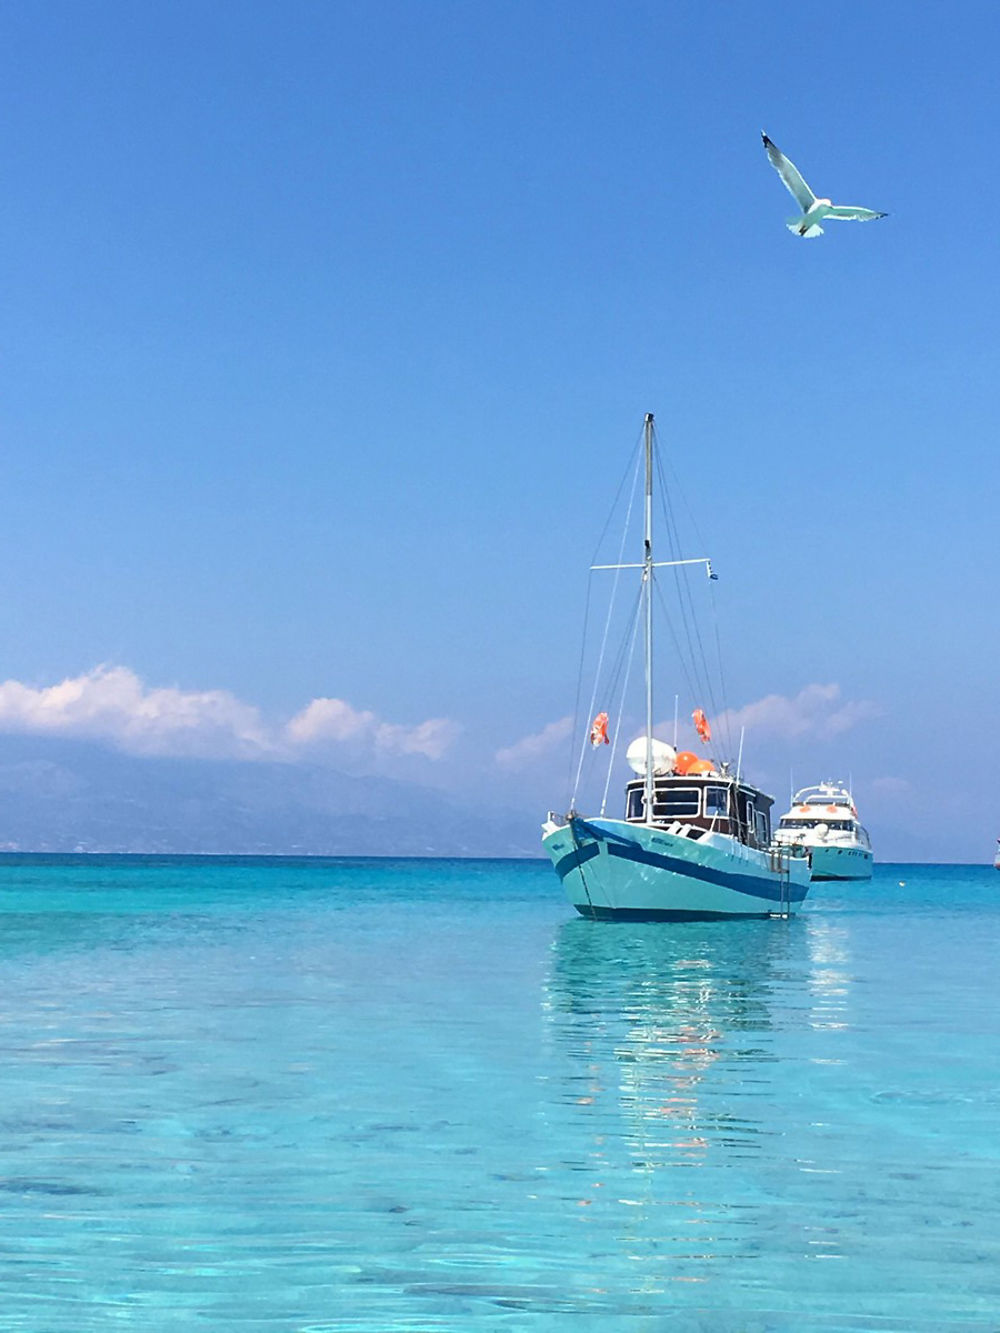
[541,916,855,1288]
[545,919,793,1162]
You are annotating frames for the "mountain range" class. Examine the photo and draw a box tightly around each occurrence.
[0,736,538,857]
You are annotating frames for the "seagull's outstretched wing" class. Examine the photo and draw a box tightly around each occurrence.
[825,205,888,222]
[762,132,815,211]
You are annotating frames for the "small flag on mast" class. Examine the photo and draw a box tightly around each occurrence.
[692,708,711,743]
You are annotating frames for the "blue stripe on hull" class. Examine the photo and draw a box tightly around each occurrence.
[552,842,600,879]
[553,821,808,905]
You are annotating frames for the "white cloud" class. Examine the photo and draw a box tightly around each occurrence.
[0,665,270,759]
[286,697,460,760]
[374,717,460,760]
[0,666,459,764]
[496,716,573,767]
[713,684,879,743]
[285,697,378,747]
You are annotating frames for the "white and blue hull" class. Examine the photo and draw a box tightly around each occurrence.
[807,843,873,881]
[543,817,812,920]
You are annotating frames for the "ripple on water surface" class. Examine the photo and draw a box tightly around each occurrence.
[0,856,997,1330]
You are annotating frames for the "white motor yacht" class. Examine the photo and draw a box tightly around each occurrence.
[774,783,873,881]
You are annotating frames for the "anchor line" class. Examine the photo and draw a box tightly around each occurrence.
[568,819,598,919]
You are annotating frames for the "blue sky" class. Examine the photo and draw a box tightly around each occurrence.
[1,1,998,859]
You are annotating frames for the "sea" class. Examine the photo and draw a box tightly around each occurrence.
[0,855,997,1332]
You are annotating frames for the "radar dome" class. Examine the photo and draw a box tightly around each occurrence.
[626,737,677,777]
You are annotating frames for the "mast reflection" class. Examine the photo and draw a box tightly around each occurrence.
[545,919,800,1168]
[541,917,854,1288]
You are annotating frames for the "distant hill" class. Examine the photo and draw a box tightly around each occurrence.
[0,736,538,857]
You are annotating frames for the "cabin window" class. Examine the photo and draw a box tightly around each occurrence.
[653,788,700,819]
[705,786,729,818]
[626,788,645,819]
[755,809,769,843]
[781,818,853,831]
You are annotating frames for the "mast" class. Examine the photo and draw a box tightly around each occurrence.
[585,414,714,823]
[643,412,654,823]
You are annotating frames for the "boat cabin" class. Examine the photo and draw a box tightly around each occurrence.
[624,773,774,849]
[775,784,870,848]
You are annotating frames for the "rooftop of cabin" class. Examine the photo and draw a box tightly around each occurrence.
[790,783,853,808]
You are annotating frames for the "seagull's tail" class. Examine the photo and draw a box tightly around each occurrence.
[786,219,824,239]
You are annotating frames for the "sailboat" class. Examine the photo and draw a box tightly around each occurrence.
[542,414,812,920]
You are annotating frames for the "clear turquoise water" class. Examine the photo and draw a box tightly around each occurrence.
[0,856,997,1331]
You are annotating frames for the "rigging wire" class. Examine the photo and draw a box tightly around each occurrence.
[652,575,705,720]
[657,448,714,696]
[601,591,643,815]
[708,581,734,759]
[581,581,643,811]
[653,439,731,758]
[656,455,715,714]
[662,449,734,755]
[588,424,648,567]
[570,441,644,807]
[566,576,593,806]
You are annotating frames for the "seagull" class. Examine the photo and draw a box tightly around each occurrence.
[762,132,887,238]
